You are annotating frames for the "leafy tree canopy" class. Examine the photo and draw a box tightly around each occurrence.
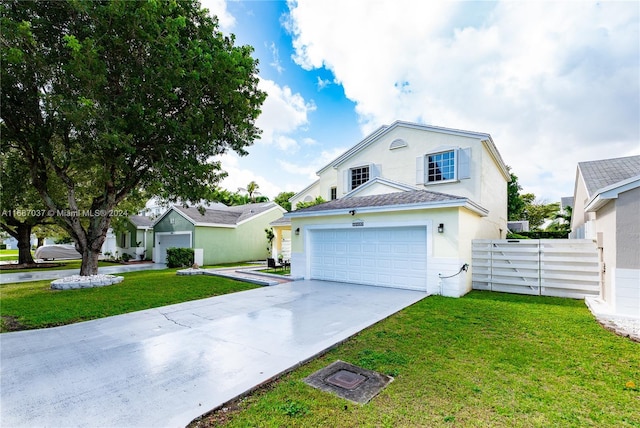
[1,0,265,274]
[273,191,295,212]
[296,196,326,210]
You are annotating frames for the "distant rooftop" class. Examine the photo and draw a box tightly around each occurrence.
[578,155,640,196]
[172,202,277,225]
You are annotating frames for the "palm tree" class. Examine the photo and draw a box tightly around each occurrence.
[246,181,260,203]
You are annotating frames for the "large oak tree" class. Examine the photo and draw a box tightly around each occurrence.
[1,0,265,275]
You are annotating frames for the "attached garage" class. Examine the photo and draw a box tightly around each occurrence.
[308,226,428,291]
[155,232,191,265]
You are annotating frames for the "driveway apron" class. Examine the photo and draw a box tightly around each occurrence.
[0,280,426,427]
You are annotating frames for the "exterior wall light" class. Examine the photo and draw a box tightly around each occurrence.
[437,223,444,233]
[349,210,356,216]
[295,227,300,235]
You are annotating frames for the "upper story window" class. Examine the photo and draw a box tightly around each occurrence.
[342,163,380,194]
[330,187,337,200]
[350,166,370,190]
[427,150,456,182]
[416,147,470,185]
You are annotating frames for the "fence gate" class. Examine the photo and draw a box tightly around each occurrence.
[472,239,600,298]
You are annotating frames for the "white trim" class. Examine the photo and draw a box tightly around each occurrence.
[344,177,416,197]
[320,121,496,174]
[235,204,286,227]
[192,222,236,228]
[285,198,489,219]
[585,174,640,212]
[152,205,194,227]
[290,179,320,203]
[481,139,510,181]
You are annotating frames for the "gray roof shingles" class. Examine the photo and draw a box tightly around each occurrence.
[294,190,465,213]
[173,202,276,225]
[579,155,640,196]
[128,215,154,228]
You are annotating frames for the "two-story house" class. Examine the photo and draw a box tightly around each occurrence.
[284,120,510,297]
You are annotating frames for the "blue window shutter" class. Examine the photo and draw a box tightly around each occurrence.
[343,169,350,193]
[416,156,425,184]
[370,163,381,179]
[458,148,471,180]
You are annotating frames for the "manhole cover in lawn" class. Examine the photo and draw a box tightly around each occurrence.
[303,360,393,404]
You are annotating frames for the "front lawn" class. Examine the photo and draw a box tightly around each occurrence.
[0,268,259,332]
[191,291,640,428]
[0,249,19,261]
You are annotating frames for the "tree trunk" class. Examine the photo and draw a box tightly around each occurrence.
[78,215,111,276]
[79,246,101,276]
[16,223,35,265]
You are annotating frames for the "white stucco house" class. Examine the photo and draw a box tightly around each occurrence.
[570,155,640,317]
[285,121,510,297]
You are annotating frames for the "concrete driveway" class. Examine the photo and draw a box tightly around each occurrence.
[0,280,426,427]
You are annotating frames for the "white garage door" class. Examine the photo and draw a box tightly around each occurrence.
[156,233,191,264]
[309,226,427,291]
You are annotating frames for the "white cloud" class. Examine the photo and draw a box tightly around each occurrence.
[199,0,236,32]
[278,146,349,181]
[316,76,331,90]
[255,78,316,150]
[216,153,284,199]
[286,0,640,201]
[267,41,285,73]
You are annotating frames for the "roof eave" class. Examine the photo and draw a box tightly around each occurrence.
[585,174,640,212]
[285,198,488,219]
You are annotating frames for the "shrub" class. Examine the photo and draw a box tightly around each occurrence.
[121,253,132,262]
[166,247,194,268]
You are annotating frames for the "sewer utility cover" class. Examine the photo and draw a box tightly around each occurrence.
[303,360,393,404]
[325,369,366,390]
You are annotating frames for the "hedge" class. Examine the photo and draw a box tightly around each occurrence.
[166,247,194,268]
[507,231,570,239]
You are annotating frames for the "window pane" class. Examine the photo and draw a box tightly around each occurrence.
[351,166,370,190]
[427,150,455,182]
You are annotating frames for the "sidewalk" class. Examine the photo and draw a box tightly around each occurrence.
[0,262,166,284]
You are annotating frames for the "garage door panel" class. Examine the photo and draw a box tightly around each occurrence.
[377,244,392,253]
[157,234,190,264]
[310,226,427,291]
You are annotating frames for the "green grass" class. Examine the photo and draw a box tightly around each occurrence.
[257,268,291,276]
[0,249,20,261]
[191,291,640,428]
[0,268,259,332]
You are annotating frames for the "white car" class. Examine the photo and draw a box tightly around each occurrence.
[34,244,82,261]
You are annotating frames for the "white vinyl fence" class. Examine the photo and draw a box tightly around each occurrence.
[472,239,600,299]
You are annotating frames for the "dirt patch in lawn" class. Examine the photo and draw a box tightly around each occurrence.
[0,316,28,332]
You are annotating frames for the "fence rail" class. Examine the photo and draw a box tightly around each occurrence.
[472,239,600,298]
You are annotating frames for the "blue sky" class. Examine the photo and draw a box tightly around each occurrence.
[201,0,639,204]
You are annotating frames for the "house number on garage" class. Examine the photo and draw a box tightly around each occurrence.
[352,221,364,227]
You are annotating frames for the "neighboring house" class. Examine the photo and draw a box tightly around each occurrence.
[269,216,292,261]
[508,220,529,233]
[101,215,154,260]
[285,120,510,297]
[153,202,286,265]
[570,155,640,317]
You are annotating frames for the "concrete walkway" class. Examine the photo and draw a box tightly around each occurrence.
[0,262,166,283]
[0,280,427,427]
